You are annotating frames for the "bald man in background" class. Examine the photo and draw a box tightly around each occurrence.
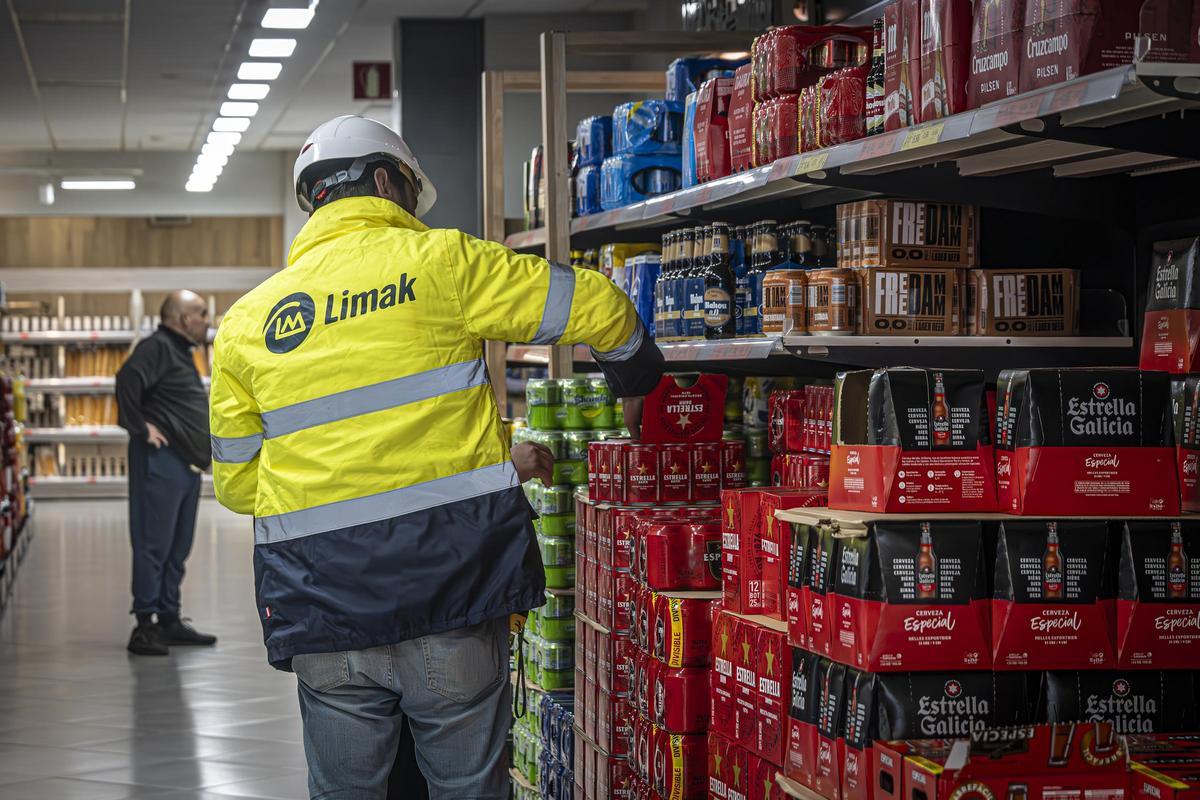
[116,290,218,656]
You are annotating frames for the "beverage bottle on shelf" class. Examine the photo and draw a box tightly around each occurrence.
[702,222,736,340]
[684,227,710,339]
[931,371,951,446]
[674,227,695,341]
[656,231,673,339]
[1043,522,1064,600]
[791,220,815,268]
[867,18,886,136]
[746,220,780,335]
[732,225,749,336]
[917,523,937,598]
[1168,522,1188,599]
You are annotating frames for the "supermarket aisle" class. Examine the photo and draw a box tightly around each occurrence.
[0,499,310,800]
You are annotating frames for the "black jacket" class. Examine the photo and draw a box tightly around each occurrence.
[116,326,211,469]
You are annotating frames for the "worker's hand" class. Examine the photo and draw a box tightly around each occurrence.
[145,422,168,449]
[512,442,554,487]
[622,396,645,440]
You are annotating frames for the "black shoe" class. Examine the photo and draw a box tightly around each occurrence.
[159,617,217,646]
[128,624,169,656]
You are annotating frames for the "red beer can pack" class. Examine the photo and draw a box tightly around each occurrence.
[652,594,715,668]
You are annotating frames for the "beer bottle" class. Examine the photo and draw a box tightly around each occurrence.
[1043,522,1064,600]
[792,220,815,268]
[703,222,735,340]
[685,226,711,339]
[656,231,670,340]
[867,18,886,136]
[917,523,937,599]
[931,372,951,446]
[1169,522,1188,599]
[733,225,749,336]
[676,228,695,340]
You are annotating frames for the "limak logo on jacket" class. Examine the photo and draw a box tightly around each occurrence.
[262,275,417,354]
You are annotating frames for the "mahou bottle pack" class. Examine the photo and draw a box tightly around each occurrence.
[991,520,1117,669]
[994,367,1179,515]
[830,367,998,512]
[1118,521,1200,669]
[832,519,991,671]
[1140,238,1200,374]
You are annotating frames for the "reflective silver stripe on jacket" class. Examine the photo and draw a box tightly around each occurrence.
[592,321,644,362]
[261,358,488,439]
[530,262,576,344]
[211,432,263,464]
[254,461,518,544]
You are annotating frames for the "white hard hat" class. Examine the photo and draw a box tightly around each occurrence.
[293,115,437,217]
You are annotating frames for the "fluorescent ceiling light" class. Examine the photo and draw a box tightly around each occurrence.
[220,101,259,117]
[193,165,223,181]
[228,83,270,100]
[261,7,314,29]
[248,38,296,58]
[197,153,229,168]
[207,131,242,146]
[61,179,135,190]
[212,117,250,132]
[238,61,282,80]
[202,142,235,157]
[185,179,215,193]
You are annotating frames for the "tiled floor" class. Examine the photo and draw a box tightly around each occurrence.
[0,499,311,799]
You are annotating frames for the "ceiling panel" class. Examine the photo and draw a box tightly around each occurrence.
[23,23,123,81]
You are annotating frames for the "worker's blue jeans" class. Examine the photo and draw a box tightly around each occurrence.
[128,438,200,619]
[293,617,511,800]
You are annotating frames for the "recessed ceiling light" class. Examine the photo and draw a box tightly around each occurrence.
[197,152,229,168]
[212,117,250,132]
[185,180,215,193]
[202,142,235,157]
[238,61,282,81]
[207,131,242,146]
[61,179,136,190]
[248,38,296,58]
[261,7,314,29]
[228,83,270,101]
[220,101,259,117]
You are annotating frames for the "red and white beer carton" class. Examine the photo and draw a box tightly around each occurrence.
[652,730,707,800]
[749,752,786,800]
[1036,670,1200,733]
[811,659,849,800]
[1143,239,1200,374]
[694,76,735,184]
[727,741,751,800]
[830,368,998,513]
[883,0,923,131]
[807,525,838,657]
[995,367,1180,516]
[919,0,973,120]
[653,594,715,668]
[712,609,739,742]
[786,519,818,650]
[1022,0,1200,93]
[832,518,991,671]
[722,489,766,614]
[841,668,879,800]
[640,374,730,445]
[876,670,1032,740]
[784,650,823,788]
[968,0,1024,107]
[761,489,829,620]
[1118,521,1200,669]
[756,626,793,766]
[652,664,710,734]
[992,519,1116,670]
[729,64,755,174]
[733,614,759,754]
[881,723,1130,800]
[708,732,732,800]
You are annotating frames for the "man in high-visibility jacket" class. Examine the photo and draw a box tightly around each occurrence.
[209,115,664,799]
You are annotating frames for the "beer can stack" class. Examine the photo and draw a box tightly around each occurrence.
[766,386,832,490]
[539,693,577,800]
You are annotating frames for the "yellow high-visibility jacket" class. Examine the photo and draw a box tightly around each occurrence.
[209,196,662,668]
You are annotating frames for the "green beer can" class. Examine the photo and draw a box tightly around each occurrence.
[525,378,562,430]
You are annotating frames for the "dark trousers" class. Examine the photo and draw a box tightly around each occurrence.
[128,438,201,619]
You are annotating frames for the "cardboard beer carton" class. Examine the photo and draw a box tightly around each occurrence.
[709,732,732,799]
[1143,239,1200,374]
[968,0,1025,107]
[832,518,992,671]
[785,520,817,651]
[838,200,975,270]
[694,77,735,184]
[994,367,1180,516]
[876,670,1032,740]
[919,0,973,120]
[992,519,1118,670]
[1036,670,1200,733]
[1133,762,1200,800]
[884,0,924,131]
[808,524,838,657]
[760,489,829,620]
[755,626,792,766]
[831,367,998,513]
[729,65,754,174]
[1118,521,1200,669]
[641,374,730,445]
[859,267,963,336]
[841,668,880,800]
[1174,376,1200,511]
[812,659,849,800]
[880,723,1130,800]
[733,615,759,755]
[966,268,1081,336]
[749,750,786,800]
[784,650,823,788]
[712,610,739,742]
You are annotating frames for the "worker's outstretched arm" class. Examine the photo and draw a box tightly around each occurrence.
[444,230,664,397]
[208,339,261,515]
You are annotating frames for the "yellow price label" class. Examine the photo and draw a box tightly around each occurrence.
[901,122,945,150]
[793,151,830,176]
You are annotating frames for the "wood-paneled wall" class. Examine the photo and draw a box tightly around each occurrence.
[0,216,283,268]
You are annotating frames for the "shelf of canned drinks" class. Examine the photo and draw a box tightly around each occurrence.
[503,63,1200,254]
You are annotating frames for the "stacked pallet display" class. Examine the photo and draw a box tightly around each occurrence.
[0,373,29,565]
